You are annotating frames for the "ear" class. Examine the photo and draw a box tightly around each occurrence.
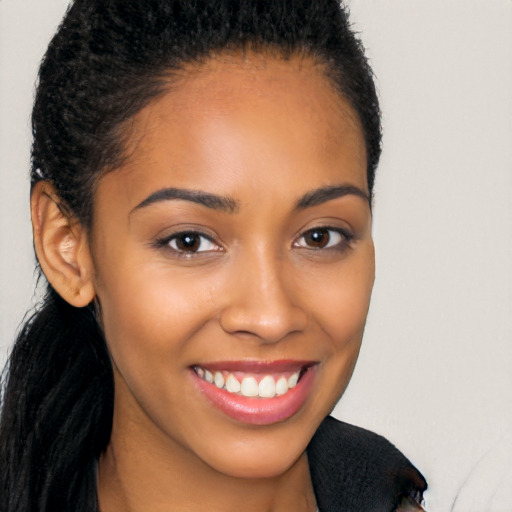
[31,181,95,307]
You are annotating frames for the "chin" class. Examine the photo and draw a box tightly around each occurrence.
[207,445,307,480]
[190,416,319,481]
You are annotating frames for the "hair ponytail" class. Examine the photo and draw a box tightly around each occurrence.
[0,285,113,512]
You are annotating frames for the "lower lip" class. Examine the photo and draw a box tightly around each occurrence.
[191,366,317,425]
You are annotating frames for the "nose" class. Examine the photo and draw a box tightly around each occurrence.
[219,249,308,344]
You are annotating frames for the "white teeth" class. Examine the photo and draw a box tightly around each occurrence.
[214,371,225,389]
[225,374,241,393]
[275,376,289,395]
[240,376,259,397]
[288,371,300,388]
[258,375,276,398]
[196,367,304,397]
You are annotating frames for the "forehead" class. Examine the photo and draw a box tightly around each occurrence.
[101,53,367,208]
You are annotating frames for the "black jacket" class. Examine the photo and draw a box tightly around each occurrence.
[307,416,427,512]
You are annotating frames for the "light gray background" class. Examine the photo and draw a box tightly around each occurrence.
[1,1,511,510]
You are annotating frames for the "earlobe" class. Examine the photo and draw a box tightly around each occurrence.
[31,181,95,308]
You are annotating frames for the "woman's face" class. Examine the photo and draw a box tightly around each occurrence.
[90,55,374,479]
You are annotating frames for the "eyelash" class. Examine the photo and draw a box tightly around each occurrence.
[293,226,354,252]
[154,231,221,257]
[154,226,354,257]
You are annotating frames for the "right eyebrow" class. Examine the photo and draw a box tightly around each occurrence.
[296,184,370,209]
[131,187,239,215]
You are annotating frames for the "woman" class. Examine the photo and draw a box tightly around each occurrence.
[0,1,426,511]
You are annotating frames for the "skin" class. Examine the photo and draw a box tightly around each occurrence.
[32,54,374,512]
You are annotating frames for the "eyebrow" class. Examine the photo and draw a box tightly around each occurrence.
[296,184,370,209]
[132,183,369,215]
[132,187,239,214]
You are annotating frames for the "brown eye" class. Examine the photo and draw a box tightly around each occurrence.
[167,232,217,253]
[303,228,332,248]
[294,227,353,252]
[175,233,200,251]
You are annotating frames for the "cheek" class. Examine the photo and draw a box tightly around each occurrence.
[309,245,375,401]
[311,246,375,349]
[329,273,374,346]
[95,263,219,375]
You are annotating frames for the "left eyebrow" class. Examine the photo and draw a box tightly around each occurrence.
[131,187,239,214]
[296,184,370,209]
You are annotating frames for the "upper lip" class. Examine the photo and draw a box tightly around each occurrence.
[192,359,317,373]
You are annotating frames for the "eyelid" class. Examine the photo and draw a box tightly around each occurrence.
[169,233,218,252]
[292,225,355,250]
[154,228,224,256]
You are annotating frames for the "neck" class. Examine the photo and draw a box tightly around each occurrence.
[97,406,317,512]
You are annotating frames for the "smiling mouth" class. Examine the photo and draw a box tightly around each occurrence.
[192,365,308,398]
[191,361,318,425]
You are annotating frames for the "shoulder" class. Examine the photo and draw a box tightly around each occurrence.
[307,416,427,512]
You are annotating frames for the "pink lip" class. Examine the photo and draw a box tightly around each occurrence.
[191,361,318,426]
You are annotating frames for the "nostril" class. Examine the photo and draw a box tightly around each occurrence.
[218,301,307,343]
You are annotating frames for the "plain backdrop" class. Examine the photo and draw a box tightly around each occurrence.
[1,1,511,510]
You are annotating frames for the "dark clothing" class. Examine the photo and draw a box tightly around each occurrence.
[307,416,427,512]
